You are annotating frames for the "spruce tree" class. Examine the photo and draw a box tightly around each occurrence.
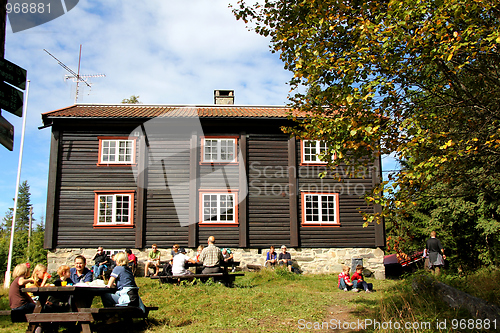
[0,181,46,272]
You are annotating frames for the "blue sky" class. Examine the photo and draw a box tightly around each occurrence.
[0,0,398,224]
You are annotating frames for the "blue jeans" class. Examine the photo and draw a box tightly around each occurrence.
[93,264,107,278]
[353,280,372,291]
[11,303,35,322]
[102,287,145,312]
[339,279,350,290]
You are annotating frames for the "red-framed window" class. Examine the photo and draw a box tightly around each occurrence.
[301,192,340,226]
[97,137,136,166]
[200,136,238,164]
[199,190,238,226]
[94,190,135,228]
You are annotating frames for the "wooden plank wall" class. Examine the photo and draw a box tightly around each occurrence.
[51,121,382,250]
[247,134,291,247]
[297,143,377,247]
[145,135,190,247]
[57,131,137,248]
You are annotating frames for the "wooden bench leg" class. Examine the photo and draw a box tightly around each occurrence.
[81,322,92,333]
[26,323,37,333]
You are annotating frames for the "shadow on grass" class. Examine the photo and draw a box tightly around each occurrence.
[90,317,161,333]
[350,298,379,307]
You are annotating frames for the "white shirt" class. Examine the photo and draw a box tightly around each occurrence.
[172,253,191,275]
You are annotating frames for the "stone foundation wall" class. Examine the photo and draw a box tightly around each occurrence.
[47,247,385,279]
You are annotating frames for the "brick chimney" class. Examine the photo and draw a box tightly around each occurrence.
[214,90,234,105]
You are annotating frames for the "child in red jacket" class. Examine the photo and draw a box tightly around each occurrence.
[338,265,356,291]
[351,265,373,293]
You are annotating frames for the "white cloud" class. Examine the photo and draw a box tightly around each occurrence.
[0,0,293,221]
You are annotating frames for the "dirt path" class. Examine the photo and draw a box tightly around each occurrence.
[320,289,380,333]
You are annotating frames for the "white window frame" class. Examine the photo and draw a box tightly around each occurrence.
[302,192,340,225]
[202,138,237,163]
[302,140,328,164]
[200,191,238,225]
[94,192,134,227]
[99,139,135,165]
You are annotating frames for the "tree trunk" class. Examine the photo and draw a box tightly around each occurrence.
[412,275,500,321]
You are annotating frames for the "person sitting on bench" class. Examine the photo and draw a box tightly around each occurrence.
[265,246,278,268]
[278,245,293,272]
[222,248,236,272]
[103,252,146,312]
[125,249,137,275]
[199,236,224,274]
[9,263,35,321]
[144,244,161,277]
[70,255,93,284]
[92,247,110,279]
[172,247,196,276]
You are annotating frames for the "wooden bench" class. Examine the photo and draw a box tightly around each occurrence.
[151,272,244,286]
[144,260,169,277]
[24,306,158,327]
[79,306,158,320]
[0,309,30,322]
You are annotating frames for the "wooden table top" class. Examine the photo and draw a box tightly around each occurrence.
[22,285,115,294]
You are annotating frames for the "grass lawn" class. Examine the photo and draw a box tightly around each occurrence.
[136,270,392,333]
[1,268,498,332]
[0,269,390,333]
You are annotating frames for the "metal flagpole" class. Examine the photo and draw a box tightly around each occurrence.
[27,206,33,261]
[3,80,30,289]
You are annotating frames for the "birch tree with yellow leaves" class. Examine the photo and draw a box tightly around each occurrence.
[233,0,500,270]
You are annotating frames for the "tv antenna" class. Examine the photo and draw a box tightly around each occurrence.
[44,45,105,103]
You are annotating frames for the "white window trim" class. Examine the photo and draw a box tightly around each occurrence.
[94,192,134,227]
[199,191,238,225]
[202,138,237,163]
[99,139,135,165]
[302,140,329,164]
[302,192,340,225]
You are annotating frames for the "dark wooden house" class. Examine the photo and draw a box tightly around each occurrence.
[41,97,384,253]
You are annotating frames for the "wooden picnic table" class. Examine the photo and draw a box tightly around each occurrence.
[185,260,241,276]
[152,261,244,286]
[21,285,156,333]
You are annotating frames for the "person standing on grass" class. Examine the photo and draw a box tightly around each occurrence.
[426,231,446,276]
[70,255,93,284]
[200,236,224,274]
[422,248,430,272]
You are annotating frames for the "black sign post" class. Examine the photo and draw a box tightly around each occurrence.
[0,113,14,151]
[0,58,27,90]
[0,81,24,116]
[0,58,26,150]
